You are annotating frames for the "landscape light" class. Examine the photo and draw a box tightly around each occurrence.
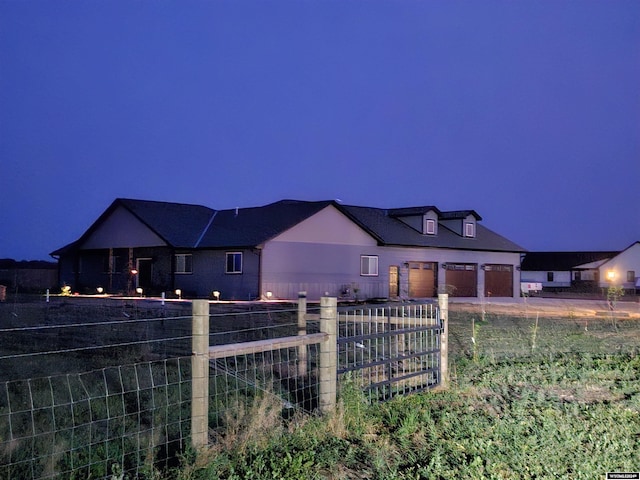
[136,287,143,296]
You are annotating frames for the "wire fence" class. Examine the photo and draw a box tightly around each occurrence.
[0,297,318,479]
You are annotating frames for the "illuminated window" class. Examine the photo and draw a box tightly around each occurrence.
[360,255,379,276]
[175,254,192,274]
[226,252,243,274]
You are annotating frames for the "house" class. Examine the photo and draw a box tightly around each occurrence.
[51,198,526,300]
[521,242,640,293]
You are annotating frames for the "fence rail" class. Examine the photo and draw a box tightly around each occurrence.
[0,295,444,479]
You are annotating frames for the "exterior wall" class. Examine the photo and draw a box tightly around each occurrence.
[172,249,261,300]
[82,206,167,249]
[598,243,640,289]
[261,219,520,299]
[521,270,572,288]
[261,205,378,300]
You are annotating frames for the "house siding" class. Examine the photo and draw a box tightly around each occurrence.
[599,242,640,289]
[172,249,260,300]
[262,241,521,300]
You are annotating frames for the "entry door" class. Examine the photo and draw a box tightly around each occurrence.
[389,266,399,298]
[136,258,153,290]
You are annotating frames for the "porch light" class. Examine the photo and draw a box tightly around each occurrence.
[265,291,273,300]
[136,287,143,296]
[175,289,182,299]
[213,290,220,301]
[96,287,104,294]
[130,269,138,275]
[606,270,616,282]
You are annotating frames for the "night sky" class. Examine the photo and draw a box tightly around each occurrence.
[1,1,639,261]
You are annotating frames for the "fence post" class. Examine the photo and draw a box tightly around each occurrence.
[191,300,210,449]
[319,296,337,413]
[438,294,449,389]
[297,291,308,378]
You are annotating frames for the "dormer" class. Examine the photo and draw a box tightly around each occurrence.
[440,210,482,238]
[388,206,441,235]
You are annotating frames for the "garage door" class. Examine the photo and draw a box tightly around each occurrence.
[408,262,436,297]
[444,263,477,297]
[484,264,513,297]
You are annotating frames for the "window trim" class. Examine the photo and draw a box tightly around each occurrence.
[175,253,193,274]
[425,218,436,235]
[464,222,475,238]
[225,252,243,274]
[360,255,379,277]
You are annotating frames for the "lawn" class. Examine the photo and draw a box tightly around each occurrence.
[174,308,640,480]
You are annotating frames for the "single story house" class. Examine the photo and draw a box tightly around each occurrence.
[521,242,640,293]
[51,198,526,300]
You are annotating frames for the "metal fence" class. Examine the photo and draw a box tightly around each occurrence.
[337,303,442,402]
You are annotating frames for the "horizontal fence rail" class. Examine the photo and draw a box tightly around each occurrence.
[337,303,442,402]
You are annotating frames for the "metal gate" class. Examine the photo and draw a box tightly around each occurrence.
[337,303,441,402]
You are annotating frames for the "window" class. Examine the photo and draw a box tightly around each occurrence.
[360,255,379,276]
[628,271,636,282]
[175,254,192,274]
[547,272,554,282]
[226,252,243,274]
[464,222,475,237]
[425,218,436,235]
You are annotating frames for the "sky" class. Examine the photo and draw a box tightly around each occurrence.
[1,1,639,261]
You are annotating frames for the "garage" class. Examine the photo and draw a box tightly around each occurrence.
[484,264,513,297]
[444,263,477,297]
[408,262,436,297]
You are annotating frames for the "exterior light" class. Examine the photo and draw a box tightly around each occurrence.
[175,289,182,299]
[606,270,616,282]
[213,290,220,301]
[136,287,143,296]
[131,269,138,275]
[96,287,104,294]
[265,291,273,300]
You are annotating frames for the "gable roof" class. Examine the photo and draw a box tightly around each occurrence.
[51,198,216,255]
[521,251,618,271]
[52,198,526,255]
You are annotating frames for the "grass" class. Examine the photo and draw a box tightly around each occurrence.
[172,352,639,480]
[169,306,640,480]
[2,300,639,479]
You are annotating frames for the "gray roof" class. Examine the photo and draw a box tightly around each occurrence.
[521,251,618,271]
[53,198,526,254]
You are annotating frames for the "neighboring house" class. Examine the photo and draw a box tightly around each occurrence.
[51,198,526,300]
[597,242,640,292]
[521,243,640,293]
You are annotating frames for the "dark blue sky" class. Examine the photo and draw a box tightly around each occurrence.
[1,1,639,261]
